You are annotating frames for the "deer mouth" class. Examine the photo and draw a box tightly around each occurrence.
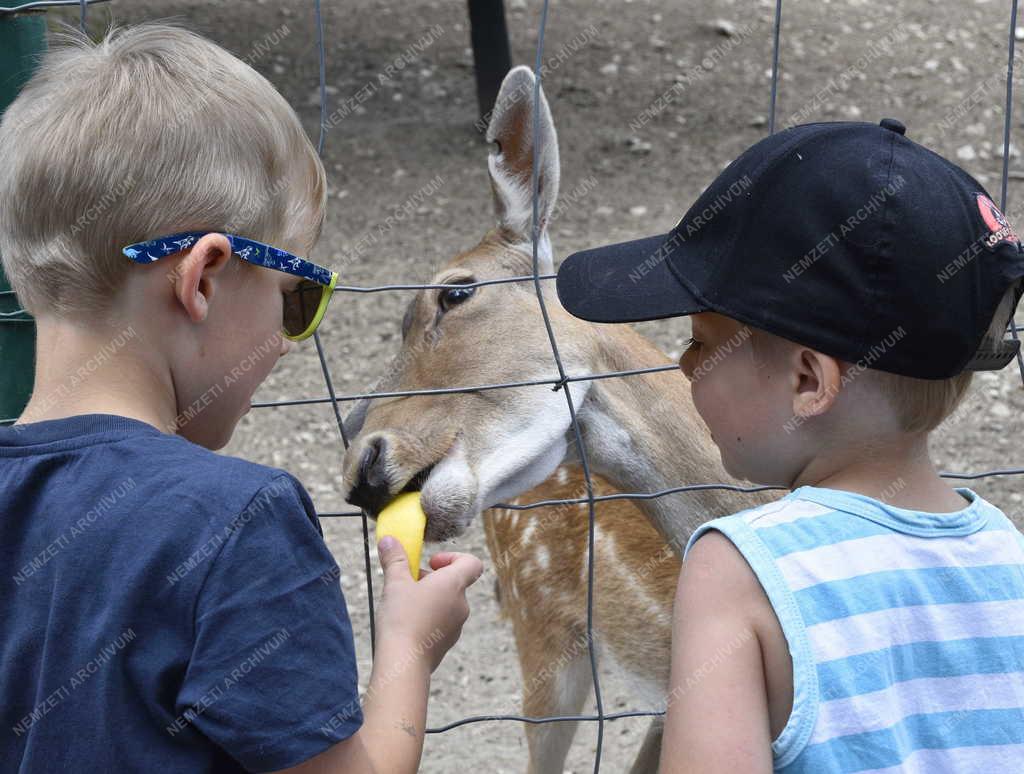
[367,455,471,543]
[416,439,480,542]
[355,428,570,543]
[400,463,436,496]
[351,463,437,521]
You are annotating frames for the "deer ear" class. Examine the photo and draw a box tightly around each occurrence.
[343,398,371,439]
[486,65,560,273]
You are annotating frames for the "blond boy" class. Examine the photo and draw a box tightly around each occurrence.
[0,22,482,773]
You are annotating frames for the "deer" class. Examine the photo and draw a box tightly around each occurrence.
[340,65,776,774]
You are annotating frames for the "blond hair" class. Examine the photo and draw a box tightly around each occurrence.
[0,21,327,318]
[867,370,973,434]
[750,281,1021,433]
[872,281,1020,433]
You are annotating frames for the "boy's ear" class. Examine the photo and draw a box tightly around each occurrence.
[173,233,233,323]
[791,347,842,419]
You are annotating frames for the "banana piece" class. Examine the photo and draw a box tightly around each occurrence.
[376,491,426,580]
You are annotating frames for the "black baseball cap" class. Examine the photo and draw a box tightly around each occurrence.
[556,119,1024,379]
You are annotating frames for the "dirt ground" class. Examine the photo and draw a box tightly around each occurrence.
[59,0,1024,770]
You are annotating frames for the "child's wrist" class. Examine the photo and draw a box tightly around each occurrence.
[370,636,434,684]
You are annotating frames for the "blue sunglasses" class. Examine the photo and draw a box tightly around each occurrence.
[122,231,339,341]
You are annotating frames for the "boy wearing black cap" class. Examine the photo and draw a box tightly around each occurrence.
[556,119,1024,772]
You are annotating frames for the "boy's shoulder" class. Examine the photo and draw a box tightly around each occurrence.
[1,413,317,534]
[731,494,834,529]
[683,493,829,560]
[149,429,302,496]
[123,423,320,535]
[684,484,1021,563]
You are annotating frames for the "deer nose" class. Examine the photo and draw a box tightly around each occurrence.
[347,436,393,515]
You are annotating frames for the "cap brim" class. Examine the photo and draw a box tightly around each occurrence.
[555,232,709,323]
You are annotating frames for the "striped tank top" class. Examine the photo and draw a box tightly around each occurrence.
[683,485,1024,772]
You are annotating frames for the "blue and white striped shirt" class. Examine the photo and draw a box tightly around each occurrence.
[683,485,1024,773]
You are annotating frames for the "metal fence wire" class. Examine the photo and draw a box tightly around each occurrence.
[37,0,1024,771]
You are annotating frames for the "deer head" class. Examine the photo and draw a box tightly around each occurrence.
[341,66,608,541]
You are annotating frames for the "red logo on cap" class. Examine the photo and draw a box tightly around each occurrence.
[976,193,1020,249]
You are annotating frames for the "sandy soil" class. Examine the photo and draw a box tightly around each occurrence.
[57,0,1024,770]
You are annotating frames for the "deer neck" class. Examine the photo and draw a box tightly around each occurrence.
[570,322,765,552]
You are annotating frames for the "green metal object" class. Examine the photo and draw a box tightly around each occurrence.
[0,4,46,423]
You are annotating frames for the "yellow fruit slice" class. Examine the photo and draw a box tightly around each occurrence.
[376,491,426,580]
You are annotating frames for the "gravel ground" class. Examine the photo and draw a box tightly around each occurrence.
[57,0,1024,770]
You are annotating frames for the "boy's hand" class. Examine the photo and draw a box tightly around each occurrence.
[375,536,483,674]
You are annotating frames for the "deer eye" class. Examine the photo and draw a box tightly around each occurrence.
[439,281,476,313]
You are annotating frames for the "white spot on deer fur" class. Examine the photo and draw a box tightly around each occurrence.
[535,544,550,570]
[639,586,672,627]
[590,524,671,629]
[518,518,536,545]
[579,521,605,584]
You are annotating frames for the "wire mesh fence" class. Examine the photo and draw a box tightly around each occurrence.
[293,1,1024,770]
[8,0,1024,771]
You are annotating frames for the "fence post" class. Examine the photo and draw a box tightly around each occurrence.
[0,2,47,423]
[467,0,512,125]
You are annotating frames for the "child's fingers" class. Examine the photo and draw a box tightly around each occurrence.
[430,552,484,589]
[377,536,413,584]
[428,552,458,570]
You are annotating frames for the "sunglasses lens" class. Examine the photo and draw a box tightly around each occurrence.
[283,280,325,337]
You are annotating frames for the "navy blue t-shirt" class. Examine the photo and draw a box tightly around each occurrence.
[0,413,363,772]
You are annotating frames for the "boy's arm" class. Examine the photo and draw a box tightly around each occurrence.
[271,637,431,774]
[271,539,482,774]
[658,530,774,774]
